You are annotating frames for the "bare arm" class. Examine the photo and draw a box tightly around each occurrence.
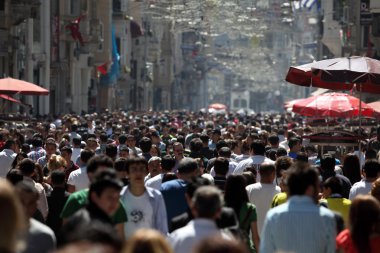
[251,221,260,253]
[66,184,75,193]
[115,223,125,240]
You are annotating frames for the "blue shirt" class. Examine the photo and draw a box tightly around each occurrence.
[260,195,336,253]
[160,179,188,223]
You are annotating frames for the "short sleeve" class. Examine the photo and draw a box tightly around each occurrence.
[247,203,257,223]
[111,200,128,224]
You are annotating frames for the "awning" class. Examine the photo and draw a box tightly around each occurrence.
[0,94,21,104]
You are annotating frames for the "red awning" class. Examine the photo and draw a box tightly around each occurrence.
[0,94,22,104]
[0,77,49,95]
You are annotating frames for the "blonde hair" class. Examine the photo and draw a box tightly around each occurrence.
[122,229,173,253]
[48,154,67,171]
[0,179,25,252]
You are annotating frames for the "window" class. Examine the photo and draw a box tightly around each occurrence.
[0,0,5,11]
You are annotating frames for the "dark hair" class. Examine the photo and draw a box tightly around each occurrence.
[224,175,249,216]
[162,172,177,183]
[105,144,118,159]
[32,137,43,147]
[72,137,82,146]
[275,156,293,178]
[250,140,265,155]
[295,152,308,163]
[190,138,203,153]
[192,186,223,218]
[363,159,380,178]
[342,154,361,185]
[89,169,123,197]
[6,169,24,185]
[365,149,377,160]
[218,147,231,158]
[259,163,276,177]
[215,140,228,151]
[214,157,229,176]
[161,155,176,172]
[118,134,127,145]
[286,163,319,196]
[186,177,212,198]
[200,133,209,143]
[60,146,73,154]
[87,155,114,174]
[177,158,198,174]
[323,176,343,195]
[276,147,288,157]
[349,195,380,253]
[114,158,128,172]
[3,140,15,149]
[17,158,36,176]
[80,148,95,164]
[288,137,300,149]
[268,135,279,145]
[11,152,28,169]
[139,137,152,153]
[242,171,256,185]
[125,156,148,173]
[51,170,66,186]
[320,155,336,171]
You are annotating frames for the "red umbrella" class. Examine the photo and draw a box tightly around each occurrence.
[285,56,380,93]
[0,94,22,104]
[292,93,376,118]
[368,101,380,112]
[0,77,49,95]
[208,103,227,110]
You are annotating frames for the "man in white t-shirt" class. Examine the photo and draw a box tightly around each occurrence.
[145,155,176,190]
[349,159,380,200]
[120,156,168,239]
[246,163,281,234]
[67,149,94,192]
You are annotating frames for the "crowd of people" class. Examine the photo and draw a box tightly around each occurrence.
[0,110,380,253]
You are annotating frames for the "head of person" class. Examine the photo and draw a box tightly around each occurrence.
[320,154,336,172]
[0,179,25,253]
[44,138,57,156]
[139,137,152,154]
[191,185,223,220]
[286,163,320,203]
[295,152,308,163]
[80,148,95,166]
[213,157,229,177]
[72,137,82,148]
[193,235,249,253]
[48,154,67,172]
[17,158,36,177]
[3,139,16,152]
[342,154,361,185]
[268,134,279,147]
[224,175,249,214]
[211,129,221,142]
[60,146,73,164]
[51,170,66,188]
[11,152,28,170]
[288,137,301,153]
[189,138,203,155]
[366,149,377,160]
[218,147,232,159]
[250,140,266,156]
[118,134,127,145]
[123,228,174,253]
[276,147,288,158]
[125,156,148,186]
[362,159,380,180]
[15,181,39,219]
[349,195,380,253]
[177,157,200,180]
[105,144,118,160]
[86,137,98,151]
[150,144,161,157]
[126,135,137,148]
[275,156,293,179]
[86,155,114,183]
[31,137,43,148]
[172,142,184,159]
[259,163,276,183]
[161,155,175,173]
[148,156,162,178]
[118,145,130,158]
[89,169,123,217]
[322,176,343,198]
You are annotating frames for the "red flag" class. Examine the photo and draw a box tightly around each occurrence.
[65,14,86,46]
[97,63,108,75]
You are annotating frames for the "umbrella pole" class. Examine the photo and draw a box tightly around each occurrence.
[359,87,362,151]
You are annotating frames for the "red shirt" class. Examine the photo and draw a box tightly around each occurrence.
[336,229,380,253]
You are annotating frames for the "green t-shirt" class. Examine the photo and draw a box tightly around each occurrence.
[60,189,127,224]
[239,202,258,253]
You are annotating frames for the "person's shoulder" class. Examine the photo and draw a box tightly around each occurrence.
[161,179,181,189]
[146,186,163,197]
[29,218,56,238]
[68,189,89,200]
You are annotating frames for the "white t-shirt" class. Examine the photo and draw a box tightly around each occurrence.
[246,182,281,235]
[67,166,89,192]
[209,159,237,177]
[123,190,153,239]
[349,179,372,200]
[145,174,164,190]
[71,148,82,164]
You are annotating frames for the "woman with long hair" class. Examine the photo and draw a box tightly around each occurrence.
[224,175,260,253]
[336,195,380,253]
[0,179,25,253]
[342,154,362,185]
[122,228,173,253]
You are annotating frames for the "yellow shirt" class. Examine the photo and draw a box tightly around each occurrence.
[320,197,351,227]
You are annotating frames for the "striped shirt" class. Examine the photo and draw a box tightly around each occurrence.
[260,195,336,253]
[28,147,46,162]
